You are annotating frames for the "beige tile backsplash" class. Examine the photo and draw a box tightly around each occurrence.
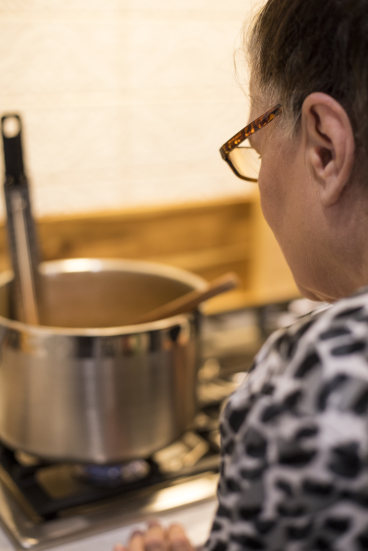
[0,0,258,219]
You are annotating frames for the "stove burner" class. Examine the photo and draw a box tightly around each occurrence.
[74,460,151,488]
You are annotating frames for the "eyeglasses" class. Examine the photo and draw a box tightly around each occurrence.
[219,104,282,182]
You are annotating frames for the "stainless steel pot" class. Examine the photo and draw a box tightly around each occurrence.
[0,258,206,464]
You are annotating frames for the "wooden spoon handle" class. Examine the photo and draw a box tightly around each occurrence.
[134,272,239,324]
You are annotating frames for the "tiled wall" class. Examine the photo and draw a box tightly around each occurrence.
[0,0,258,219]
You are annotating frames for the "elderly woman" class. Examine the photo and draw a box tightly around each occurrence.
[116,0,368,548]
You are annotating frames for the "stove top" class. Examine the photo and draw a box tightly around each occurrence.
[0,402,224,522]
[0,300,311,551]
[0,391,227,551]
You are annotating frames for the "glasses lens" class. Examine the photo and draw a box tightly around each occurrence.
[228,145,261,181]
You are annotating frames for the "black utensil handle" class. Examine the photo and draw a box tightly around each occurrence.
[1,115,24,182]
[1,114,42,324]
[1,113,40,268]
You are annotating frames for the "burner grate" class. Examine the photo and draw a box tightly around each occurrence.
[0,441,220,521]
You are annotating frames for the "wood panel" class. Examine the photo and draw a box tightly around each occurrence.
[0,195,299,314]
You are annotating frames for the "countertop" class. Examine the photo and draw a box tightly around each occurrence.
[0,499,218,551]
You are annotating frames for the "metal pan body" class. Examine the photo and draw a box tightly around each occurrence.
[0,258,205,464]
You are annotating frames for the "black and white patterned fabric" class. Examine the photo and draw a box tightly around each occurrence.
[205,287,368,551]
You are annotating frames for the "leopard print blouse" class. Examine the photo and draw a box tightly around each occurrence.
[205,287,368,551]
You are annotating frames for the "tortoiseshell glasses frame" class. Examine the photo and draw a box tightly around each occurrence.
[219,104,282,182]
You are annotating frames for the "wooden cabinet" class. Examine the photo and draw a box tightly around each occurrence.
[0,192,299,314]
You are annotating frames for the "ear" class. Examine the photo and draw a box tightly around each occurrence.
[302,93,355,206]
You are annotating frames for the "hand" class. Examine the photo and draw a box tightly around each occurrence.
[114,521,194,551]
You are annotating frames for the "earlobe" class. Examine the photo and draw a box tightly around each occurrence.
[302,93,355,207]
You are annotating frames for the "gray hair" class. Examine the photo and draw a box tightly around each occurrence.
[245,0,368,150]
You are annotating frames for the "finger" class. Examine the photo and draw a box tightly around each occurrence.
[129,531,145,551]
[167,524,193,551]
[114,545,127,551]
[147,520,162,530]
[144,522,167,551]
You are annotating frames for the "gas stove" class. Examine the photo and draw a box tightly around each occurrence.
[0,375,234,551]
[0,300,314,551]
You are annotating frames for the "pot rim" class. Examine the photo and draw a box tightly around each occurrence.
[0,257,207,336]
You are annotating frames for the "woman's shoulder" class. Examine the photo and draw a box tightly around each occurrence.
[216,289,368,551]
[228,286,368,411]
[221,287,368,472]
[263,286,368,368]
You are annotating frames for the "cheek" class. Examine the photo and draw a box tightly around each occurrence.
[258,146,324,296]
[257,145,307,271]
[258,155,288,236]
[257,136,307,241]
